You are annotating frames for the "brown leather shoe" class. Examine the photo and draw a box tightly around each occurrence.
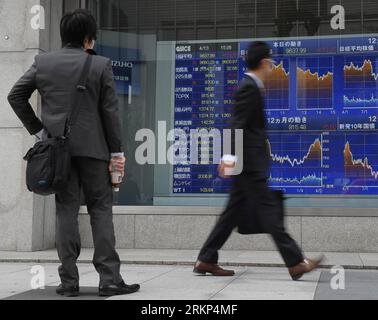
[193,261,235,276]
[288,255,324,281]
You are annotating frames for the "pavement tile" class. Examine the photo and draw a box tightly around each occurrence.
[211,267,320,300]
[108,266,246,301]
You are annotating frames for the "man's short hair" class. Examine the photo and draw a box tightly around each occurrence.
[246,41,272,70]
[60,9,97,48]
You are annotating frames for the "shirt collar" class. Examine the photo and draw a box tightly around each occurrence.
[86,48,97,55]
[64,43,82,49]
[244,72,264,89]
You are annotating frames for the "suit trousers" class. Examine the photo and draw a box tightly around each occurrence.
[55,157,123,287]
[198,173,304,268]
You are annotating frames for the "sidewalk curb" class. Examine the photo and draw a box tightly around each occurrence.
[0,258,376,270]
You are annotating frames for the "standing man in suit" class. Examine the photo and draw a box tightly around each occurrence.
[194,41,323,280]
[8,9,140,297]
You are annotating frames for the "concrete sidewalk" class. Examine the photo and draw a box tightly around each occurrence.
[2,249,378,300]
[2,261,378,300]
[1,249,378,269]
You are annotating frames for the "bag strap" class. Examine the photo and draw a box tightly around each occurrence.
[65,53,93,138]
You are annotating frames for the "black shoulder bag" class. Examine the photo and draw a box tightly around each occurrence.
[237,190,285,235]
[23,54,93,196]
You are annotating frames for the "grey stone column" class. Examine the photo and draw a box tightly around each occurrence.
[0,0,63,251]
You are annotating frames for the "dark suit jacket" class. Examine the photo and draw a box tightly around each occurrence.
[231,75,270,176]
[7,46,123,161]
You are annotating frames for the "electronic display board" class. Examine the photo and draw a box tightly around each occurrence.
[173,36,378,195]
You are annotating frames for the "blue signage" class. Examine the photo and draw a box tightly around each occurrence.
[95,44,141,95]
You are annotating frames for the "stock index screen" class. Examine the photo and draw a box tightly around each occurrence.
[173,35,378,195]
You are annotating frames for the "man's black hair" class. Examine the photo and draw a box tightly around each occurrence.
[60,9,97,48]
[246,41,272,70]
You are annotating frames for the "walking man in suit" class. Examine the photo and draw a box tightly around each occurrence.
[194,41,323,280]
[8,9,140,297]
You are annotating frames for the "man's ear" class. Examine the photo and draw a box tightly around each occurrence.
[83,37,92,49]
[87,38,95,50]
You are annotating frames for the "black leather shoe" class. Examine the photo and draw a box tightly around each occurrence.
[99,281,140,297]
[56,284,79,297]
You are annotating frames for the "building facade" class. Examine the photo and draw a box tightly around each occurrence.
[1,0,378,252]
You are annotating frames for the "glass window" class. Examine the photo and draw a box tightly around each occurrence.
[216,0,236,26]
[236,0,255,26]
[237,26,255,38]
[177,27,196,41]
[176,0,195,27]
[342,0,362,20]
[256,0,276,24]
[119,0,137,30]
[363,0,378,20]
[138,0,157,29]
[196,0,216,26]
[216,27,236,40]
[99,0,119,30]
[157,0,175,28]
[84,0,378,206]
